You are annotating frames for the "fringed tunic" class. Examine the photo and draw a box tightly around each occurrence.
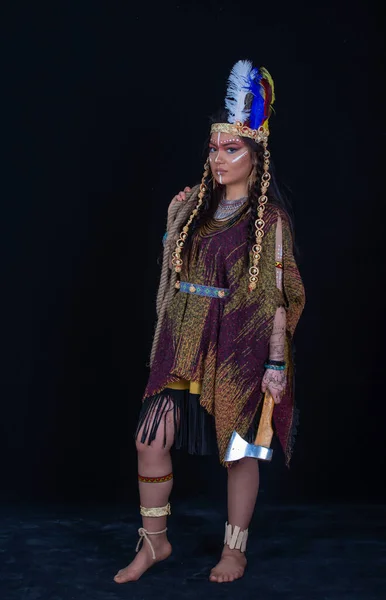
[137,197,305,467]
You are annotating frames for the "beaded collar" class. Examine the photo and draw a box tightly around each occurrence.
[213,196,248,221]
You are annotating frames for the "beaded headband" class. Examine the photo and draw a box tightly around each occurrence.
[210,122,269,144]
[172,60,276,292]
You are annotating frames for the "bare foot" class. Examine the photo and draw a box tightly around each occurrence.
[209,546,247,583]
[114,538,172,583]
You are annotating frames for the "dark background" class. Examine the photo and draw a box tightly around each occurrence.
[2,0,385,508]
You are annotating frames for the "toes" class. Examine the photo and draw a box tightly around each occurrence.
[210,570,244,583]
[115,569,126,577]
[113,568,137,584]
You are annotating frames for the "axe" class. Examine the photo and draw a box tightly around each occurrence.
[224,391,275,462]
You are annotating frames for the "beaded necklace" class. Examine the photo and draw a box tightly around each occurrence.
[213,196,248,221]
[199,201,249,238]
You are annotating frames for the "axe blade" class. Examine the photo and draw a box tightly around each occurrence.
[224,430,273,462]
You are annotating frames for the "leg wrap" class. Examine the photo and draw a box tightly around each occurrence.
[140,502,171,517]
[224,522,248,552]
[138,472,173,483]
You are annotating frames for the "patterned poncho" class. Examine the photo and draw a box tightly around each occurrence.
[143,187,305,467]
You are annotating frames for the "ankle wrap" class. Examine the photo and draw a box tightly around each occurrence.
[135,527,167,560]
[224,522,248,552]
[140,502,171,517]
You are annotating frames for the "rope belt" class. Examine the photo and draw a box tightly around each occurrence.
[179,281,230,298]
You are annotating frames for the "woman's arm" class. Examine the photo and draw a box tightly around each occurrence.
[268,306,286,362]
[261,213,287,403]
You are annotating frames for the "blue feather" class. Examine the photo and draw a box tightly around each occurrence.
[248,68,264,129]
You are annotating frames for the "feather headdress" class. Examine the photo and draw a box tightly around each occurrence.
[172,59,277,295]
[212,60,275,140]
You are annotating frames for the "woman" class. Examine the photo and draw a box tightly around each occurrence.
[114,59,305,584]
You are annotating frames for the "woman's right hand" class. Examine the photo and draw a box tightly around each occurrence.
[168,186,192,215]
[171,186,192,204]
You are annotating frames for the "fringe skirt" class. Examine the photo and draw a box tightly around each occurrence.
[135,379,218,456]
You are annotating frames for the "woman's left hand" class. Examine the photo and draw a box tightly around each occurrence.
[261,368,287,404]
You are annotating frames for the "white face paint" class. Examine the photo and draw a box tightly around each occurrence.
[214,133,221,162]
[208,132,254,189]
[231,150,248,163]
[215,132,223,183]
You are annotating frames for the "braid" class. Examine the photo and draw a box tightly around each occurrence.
[171,159,212,282]
[183,175,220,254]
[150,159,213,366]
[247,146,267,255]
[244,138,272,291]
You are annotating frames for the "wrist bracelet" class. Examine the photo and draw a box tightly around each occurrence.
[266,359,285,367]
[264,363,286,371]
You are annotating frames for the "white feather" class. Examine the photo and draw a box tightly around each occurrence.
[224,60,253,124]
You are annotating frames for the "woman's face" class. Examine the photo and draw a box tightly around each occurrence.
[209,132,254,186]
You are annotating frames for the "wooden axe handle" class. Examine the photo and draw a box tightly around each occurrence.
[254,391,275,447]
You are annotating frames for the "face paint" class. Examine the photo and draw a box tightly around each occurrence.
[209,132,254,189]
[216,132,223,183]
[220,138,241,145]
[214,132,221,163]
[210,137,242,146]
[231,150,248,163]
